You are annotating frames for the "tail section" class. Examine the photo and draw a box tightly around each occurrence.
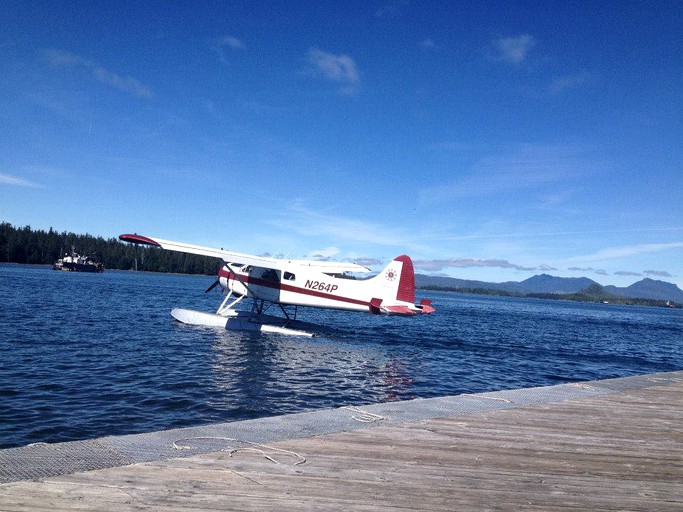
[369,255,435,315]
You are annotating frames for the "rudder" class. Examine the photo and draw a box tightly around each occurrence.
[375,255,416,303]
[394,255,416,303]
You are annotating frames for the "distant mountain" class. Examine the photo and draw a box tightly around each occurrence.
[416,274,683,302]
[415,275,526,294]
[515,274,599,294]
[605,278,683,302]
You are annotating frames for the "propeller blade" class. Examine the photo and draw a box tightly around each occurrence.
[205,280,220,293]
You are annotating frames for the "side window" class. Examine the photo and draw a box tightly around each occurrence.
[283,271,296,281]
[260,269,280,282]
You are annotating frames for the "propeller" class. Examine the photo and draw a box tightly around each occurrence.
[205,279,221,293]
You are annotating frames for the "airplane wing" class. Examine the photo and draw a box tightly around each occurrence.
[119,234,372,274]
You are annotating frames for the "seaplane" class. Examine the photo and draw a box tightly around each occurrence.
[119,234,435,337]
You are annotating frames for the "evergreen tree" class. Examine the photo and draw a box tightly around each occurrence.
[0,222,221,275]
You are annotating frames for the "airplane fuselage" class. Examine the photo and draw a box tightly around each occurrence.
[118,233,434,318]
[220,256,433,315]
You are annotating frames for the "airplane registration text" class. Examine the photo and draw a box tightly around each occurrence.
[305,280,339,294]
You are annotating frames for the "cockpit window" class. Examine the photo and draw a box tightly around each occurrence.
[260,269,279,282]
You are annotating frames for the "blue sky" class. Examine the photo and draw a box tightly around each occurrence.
[2,1,682,287]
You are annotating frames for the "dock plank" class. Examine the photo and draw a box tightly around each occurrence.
[1,375,681,511]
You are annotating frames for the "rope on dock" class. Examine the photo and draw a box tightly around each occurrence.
[568,383,598,391]
[461,394,513,403]
[342,406,385,423]
[171,436,306,466]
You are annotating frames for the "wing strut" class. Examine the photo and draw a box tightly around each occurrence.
[216,290,246,316]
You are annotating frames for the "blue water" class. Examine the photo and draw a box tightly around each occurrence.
[1,263,682,449]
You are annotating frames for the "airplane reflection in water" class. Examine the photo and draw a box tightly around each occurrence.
[203,329,414,415]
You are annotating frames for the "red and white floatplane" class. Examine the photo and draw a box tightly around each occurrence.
[119,234,435,336]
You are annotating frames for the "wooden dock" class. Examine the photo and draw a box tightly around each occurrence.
[1,371,682,511]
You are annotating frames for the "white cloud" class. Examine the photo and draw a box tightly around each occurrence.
[212,36,245,62]
[614,270,642,277]
[220,36,245,50]
[269,202,430,254]
[567,242,683,263]
[0,173,41,188]
[91,66,154,98]
[43,48,83,66]
[306,246,341,259]
[420,143,598,202]
[414,258,537,272]
[644,269,674,278]
[306,48,360,94]
[549,71,591,94]
[419,39,437,51]
[354,256,385,267]
[490,34,535,64]
[375,0,409,18]
[43,49,153,98]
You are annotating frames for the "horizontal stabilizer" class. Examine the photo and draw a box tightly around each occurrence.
[381,305,417,315]
[419,299,436,314]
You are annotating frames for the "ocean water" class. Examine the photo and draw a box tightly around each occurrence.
[1,263,682,449]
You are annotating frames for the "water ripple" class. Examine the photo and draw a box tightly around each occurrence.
[1,264,682,448]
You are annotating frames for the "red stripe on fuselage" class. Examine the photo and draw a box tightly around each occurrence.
[228,272,370,307]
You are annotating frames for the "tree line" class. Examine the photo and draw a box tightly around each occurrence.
[0,223,222,275]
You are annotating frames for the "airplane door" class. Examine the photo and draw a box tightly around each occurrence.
[249,266,282,303]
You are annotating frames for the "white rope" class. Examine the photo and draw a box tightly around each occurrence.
[171,436,306,466]
[569,383,597,391]
[342,406,385,423]
[649,376,682,383]
[462,393,513,403]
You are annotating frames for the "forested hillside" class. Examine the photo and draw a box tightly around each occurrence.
[0,223,221,275]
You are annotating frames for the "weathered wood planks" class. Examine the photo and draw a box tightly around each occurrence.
[1,376,681,511]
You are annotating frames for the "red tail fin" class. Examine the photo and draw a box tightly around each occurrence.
[394,255,416,303]
[370,255,434,315]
